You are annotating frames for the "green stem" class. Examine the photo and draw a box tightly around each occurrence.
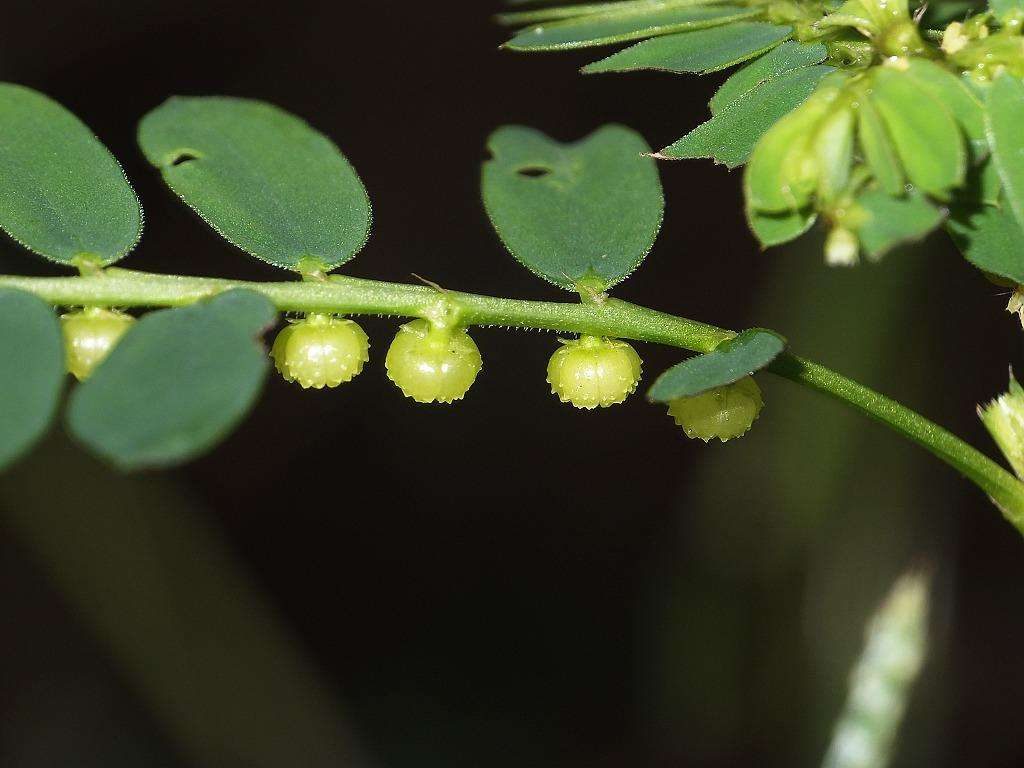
[3,267,1022,531]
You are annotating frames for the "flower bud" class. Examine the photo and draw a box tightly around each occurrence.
[271,314,369,389]
[61,308,135,381]
[826,226,860,267]
[546,335,642,409]
[385,319,482,403]
[979,373,1024,479]
[667,376,764,442]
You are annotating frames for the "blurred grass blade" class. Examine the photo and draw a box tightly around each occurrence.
[67,290,276,470]
[0,83,143,266]
[503,5,757,50]
[482,124,663,290]
[821,572,930,768]
[582,22,792,74]
[0,288,64,470]
[138,97,372,272]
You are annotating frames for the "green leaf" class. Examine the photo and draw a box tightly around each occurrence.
[498,0,721,25]
[901,59,985,156]
[660,64,833,167]
[482,125,663,290]
[852,189,943,259]
[987,74,1024,230]
[647,328,786,402]
[710,40,828,114]
[138,97,371,272]
[503,5,757,50]
[744,81,843,212]
[67,290,276,470]
[0,288,64,470]
[990,0,1024,21]
[0,83,142,266]
[582,22,792,75]
[747,205,817,247]
[856,94,904,196]
[869,68,965,199]
[948,201,1024,283]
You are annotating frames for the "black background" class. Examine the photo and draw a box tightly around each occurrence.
[2,2,1024,766]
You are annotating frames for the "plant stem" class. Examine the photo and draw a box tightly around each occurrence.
[3,267,1023,531]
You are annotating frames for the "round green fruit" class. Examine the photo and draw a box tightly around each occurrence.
[61,308,135,381]
[385,319,482,403]
[272,315,369,389]
[667,376,764,442]
[546,335,642,409]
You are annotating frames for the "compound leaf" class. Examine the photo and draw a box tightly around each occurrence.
[482,125,663,290]
[987,74,1024,230]
[0,288,64,471]
[582,22,792,75]
[647,328,786,402]
[661,63,832,167]
[504,5,757,50]
[67,290,276,470]
[138,97,371,272]
[0,83,142,266]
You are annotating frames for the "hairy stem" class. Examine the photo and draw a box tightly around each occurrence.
[3,267,1023,531]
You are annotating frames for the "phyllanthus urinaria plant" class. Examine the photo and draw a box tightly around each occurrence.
[2,0,1024,546]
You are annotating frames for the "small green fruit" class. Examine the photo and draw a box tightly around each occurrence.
[61,308,135,381]
[272,315,369,389]
[547,335,642,409]
[385,319,482,403]
[667,376,764,442]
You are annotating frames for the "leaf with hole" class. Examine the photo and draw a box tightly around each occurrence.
[869,68,965,199]
[647,328,786,402]
[482,125,663,291]
[0,83,142,266]
[582,22,792,75]
[660,63,833,167]
[710,40,828,114]
[948,201,1024,284]
[852,189,943,259]
[0,288,64,471]
[987,74,1024,230]
[67,290,276,470]
[503,5,757,50]
[138,97,372,272]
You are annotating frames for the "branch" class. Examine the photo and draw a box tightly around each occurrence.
[3,267,1022,531]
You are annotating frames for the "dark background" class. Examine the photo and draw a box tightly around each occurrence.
[2,2,1023,766]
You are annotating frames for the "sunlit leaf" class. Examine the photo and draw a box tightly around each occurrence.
[0,288,64,470]
[503,5,757,50]
[647,328,786,402]
[710,40,828,114]
[660,64,832,167]
[582,22,791,75]
[869,68,965,199]
[482,125,663,290]
[986,74,1024,229]
[67,290,276,470]
[138,97,372,272]
[0,83,142,266]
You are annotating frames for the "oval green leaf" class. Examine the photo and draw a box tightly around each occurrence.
[987,74,1024,230]
[504,5,757,50]
[67,290,276,470]
[582,22,792,75]
[662,63,833,168]
[869,68,965,199]
[138,97,372,272]
[0,288,64,470]
[647,328,787,402]
[482,125,664,291]
[852,189,943,259]
[747,205,817,248]
[0,83,142,266]
[856,93,904,196]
